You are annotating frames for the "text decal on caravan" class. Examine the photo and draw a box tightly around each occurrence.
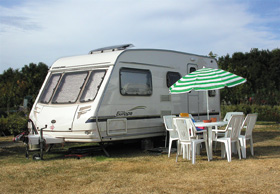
[116,106,147,117]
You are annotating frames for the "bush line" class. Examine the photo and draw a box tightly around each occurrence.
[221,104,280,123]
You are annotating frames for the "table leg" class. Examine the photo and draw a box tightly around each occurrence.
[207,126,213,160]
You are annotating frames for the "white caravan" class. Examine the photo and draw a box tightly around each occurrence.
[28,44,220,145]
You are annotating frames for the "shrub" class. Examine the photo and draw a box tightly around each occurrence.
[221,104,280,122]
[0,116,9,135]
[0,113,28,136]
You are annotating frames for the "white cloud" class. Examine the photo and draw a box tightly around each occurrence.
[0,0,279,73]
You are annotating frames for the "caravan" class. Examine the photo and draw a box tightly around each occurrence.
[28,44,220,147]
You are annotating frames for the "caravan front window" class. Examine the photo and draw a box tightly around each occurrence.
[80,70,106,102]
[39,74,61,104]
[120,68,152,96]
[52,71,88,103]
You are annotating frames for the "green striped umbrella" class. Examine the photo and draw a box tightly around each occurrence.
[169,67,246,119]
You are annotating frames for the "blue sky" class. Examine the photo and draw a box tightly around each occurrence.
[0,0,279,73]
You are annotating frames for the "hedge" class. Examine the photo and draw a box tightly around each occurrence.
[221,104,280,123]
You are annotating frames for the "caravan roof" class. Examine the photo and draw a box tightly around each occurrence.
[50,50,124,70]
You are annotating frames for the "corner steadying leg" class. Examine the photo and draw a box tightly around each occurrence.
[99,143,110,157]
[46,144,54,153]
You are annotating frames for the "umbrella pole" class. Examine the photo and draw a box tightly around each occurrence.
[206,91,209,119]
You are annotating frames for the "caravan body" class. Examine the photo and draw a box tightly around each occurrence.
[29,45,220,143]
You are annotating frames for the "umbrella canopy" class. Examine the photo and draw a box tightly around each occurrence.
[169,67,246,119]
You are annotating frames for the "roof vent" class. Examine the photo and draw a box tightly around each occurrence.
[89,44,134,54]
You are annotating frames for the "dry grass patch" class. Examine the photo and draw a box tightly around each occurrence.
[0,123,279,193]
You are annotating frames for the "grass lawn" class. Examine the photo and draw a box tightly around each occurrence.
[0,122,279,194]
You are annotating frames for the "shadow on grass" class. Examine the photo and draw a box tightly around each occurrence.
[0,145,26,157]
[254,145,280,158]
[1,131,279,162]
[0,141,157,162]
[252,131,280,143]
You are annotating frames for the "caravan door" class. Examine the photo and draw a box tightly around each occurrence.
[187,64,199,118]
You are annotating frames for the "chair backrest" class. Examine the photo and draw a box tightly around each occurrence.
[173,118,195,142]
[163,115,176,130]
[243,114,258,137]
[226,115,244,141]
[163,115,178,138]
[223,112,244,122]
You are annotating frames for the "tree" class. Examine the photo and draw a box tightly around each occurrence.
[0,68,22,114]
[0,63,49,112]
[20,62,48,107]
[218,48,280,106]
[208,51,218,59]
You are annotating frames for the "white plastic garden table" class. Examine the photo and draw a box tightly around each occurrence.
[194,121,227,160]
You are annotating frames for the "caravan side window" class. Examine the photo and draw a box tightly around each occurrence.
[190,67,196,73]
[52,71,88,103]
[80,70,106,102]
[166,72,181,88]
[208,90,216,97]
[120,68,152,96]
[39,74,61,104]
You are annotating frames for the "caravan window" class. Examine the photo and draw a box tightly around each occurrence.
[39,74,61,104]
[166,72,181,88]
[120,68,152,96]
[190,67,196,73]
[52,71,88,103]
[208,90,216,97]
[80,70,106,102]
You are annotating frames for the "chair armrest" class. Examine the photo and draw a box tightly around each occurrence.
[212,129,227,133]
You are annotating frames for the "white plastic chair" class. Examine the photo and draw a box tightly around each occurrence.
[239,114,258,158]
[214,112,244,151]
[179,113,205,155]
[173,118,209,164]
[180,113,204,135]
[223,112,244,122]
[163,115,178,157]
[212,115,244,162]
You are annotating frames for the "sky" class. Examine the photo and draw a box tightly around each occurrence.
[0,0,279,73]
